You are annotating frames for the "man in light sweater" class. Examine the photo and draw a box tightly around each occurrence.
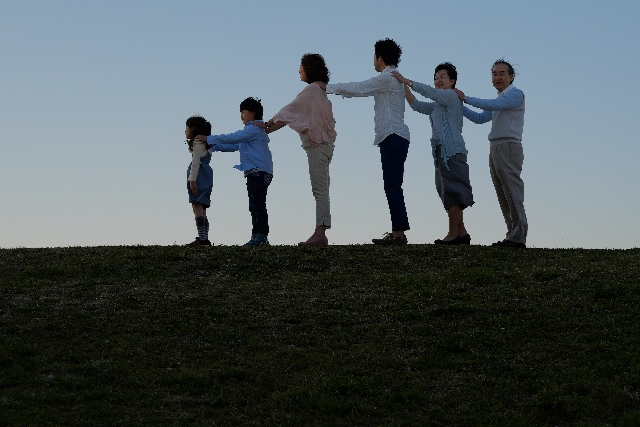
[326,38,411,245]
[454,59,527,248]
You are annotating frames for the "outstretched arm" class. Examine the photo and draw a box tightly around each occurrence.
[462,106,492,124]
[465,89,524,111]
[326,73,391,98]
[392,71,459,107]
[196,124,265,150]
[263,119,287,134]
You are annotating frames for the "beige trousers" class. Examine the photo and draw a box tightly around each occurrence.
[489,142,527,244]
[304,144,334,228]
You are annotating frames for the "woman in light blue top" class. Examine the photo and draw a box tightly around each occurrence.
[392,63,473,245]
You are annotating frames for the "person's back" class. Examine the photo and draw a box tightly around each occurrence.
[371,67,410,143]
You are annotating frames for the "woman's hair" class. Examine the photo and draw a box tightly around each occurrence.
[434,62,458,88]
[374,38,402,67]
[300,53,330,84]
[492,58,516,76]
[185,115,211,152]
[239,97,264,120]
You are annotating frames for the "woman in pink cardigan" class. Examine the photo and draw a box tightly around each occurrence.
[260,53,337,246]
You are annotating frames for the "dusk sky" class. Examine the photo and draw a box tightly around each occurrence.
[1,1,639,249]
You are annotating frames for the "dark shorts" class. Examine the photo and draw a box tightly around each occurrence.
[434,145,474,211]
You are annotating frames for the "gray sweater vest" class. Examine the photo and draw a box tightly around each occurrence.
[489,91,525,145]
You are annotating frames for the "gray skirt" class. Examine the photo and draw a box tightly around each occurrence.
[434,145,474,211]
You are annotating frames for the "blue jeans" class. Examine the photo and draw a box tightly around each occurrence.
[246,171,272,236]
[379,134,410,231]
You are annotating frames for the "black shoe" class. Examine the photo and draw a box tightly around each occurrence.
[187,237,212,246]
[435,234,471,245]
[457,234,471,245]
[491,239,525,248]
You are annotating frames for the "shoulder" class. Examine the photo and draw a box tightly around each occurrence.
[192,140,207,152]
[443,88,461,99]
[301,83,320,94]
[378,70,394,81]
[247,123,267,135]
[506,86,524,97]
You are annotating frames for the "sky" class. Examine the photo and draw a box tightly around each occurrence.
[1,0,639,249]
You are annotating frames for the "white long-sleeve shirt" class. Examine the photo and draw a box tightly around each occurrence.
[188,141,212,181]
[326,66,410,145]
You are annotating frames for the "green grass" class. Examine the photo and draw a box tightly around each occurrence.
[1,245,639,426]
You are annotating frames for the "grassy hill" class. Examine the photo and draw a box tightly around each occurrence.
[1,245,639,426]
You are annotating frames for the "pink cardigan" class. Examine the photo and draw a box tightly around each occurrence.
[272,82,337,145]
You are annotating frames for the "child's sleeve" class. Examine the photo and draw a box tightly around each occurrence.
[188,142,206,181]
[207,125,259,151]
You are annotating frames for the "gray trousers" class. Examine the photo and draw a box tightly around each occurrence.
[304,144,334,228]
[489,142,527,244]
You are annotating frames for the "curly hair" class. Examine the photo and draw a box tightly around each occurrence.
[374,38,402,67]
[434,62,458,88]
[185,115,211,152]
[300,53,330,84]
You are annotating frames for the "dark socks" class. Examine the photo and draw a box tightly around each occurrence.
[204,217,210,240]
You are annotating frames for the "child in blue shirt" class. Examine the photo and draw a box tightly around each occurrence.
[185,115,213,246]
[195,97,274,246]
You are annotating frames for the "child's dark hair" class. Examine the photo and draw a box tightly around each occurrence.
[374,38,402,67]
[301,53,330,84]
[185,115,211,152]
[434,62,458,88]
[239,97,263,121]
[492,58,516,76]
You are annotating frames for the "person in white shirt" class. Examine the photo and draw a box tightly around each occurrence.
[326,38,411,245]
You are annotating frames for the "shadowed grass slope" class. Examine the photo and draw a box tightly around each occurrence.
[1,245,639,426]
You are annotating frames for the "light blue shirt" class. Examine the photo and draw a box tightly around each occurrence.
[462,84,525,145]
[409,82,466,169]
[207,121,274,175]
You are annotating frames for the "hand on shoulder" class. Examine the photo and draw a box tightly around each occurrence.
[453,88,466,101]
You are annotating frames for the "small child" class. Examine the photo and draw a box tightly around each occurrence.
[185,115,213,246]
[195,97,273,247]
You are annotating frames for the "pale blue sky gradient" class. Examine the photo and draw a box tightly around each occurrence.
[1,1,639,248]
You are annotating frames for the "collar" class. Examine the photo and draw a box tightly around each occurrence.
[498,84,515,96]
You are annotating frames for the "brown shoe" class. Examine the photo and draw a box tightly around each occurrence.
[298,237,329,246]
[372,232,407,245]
